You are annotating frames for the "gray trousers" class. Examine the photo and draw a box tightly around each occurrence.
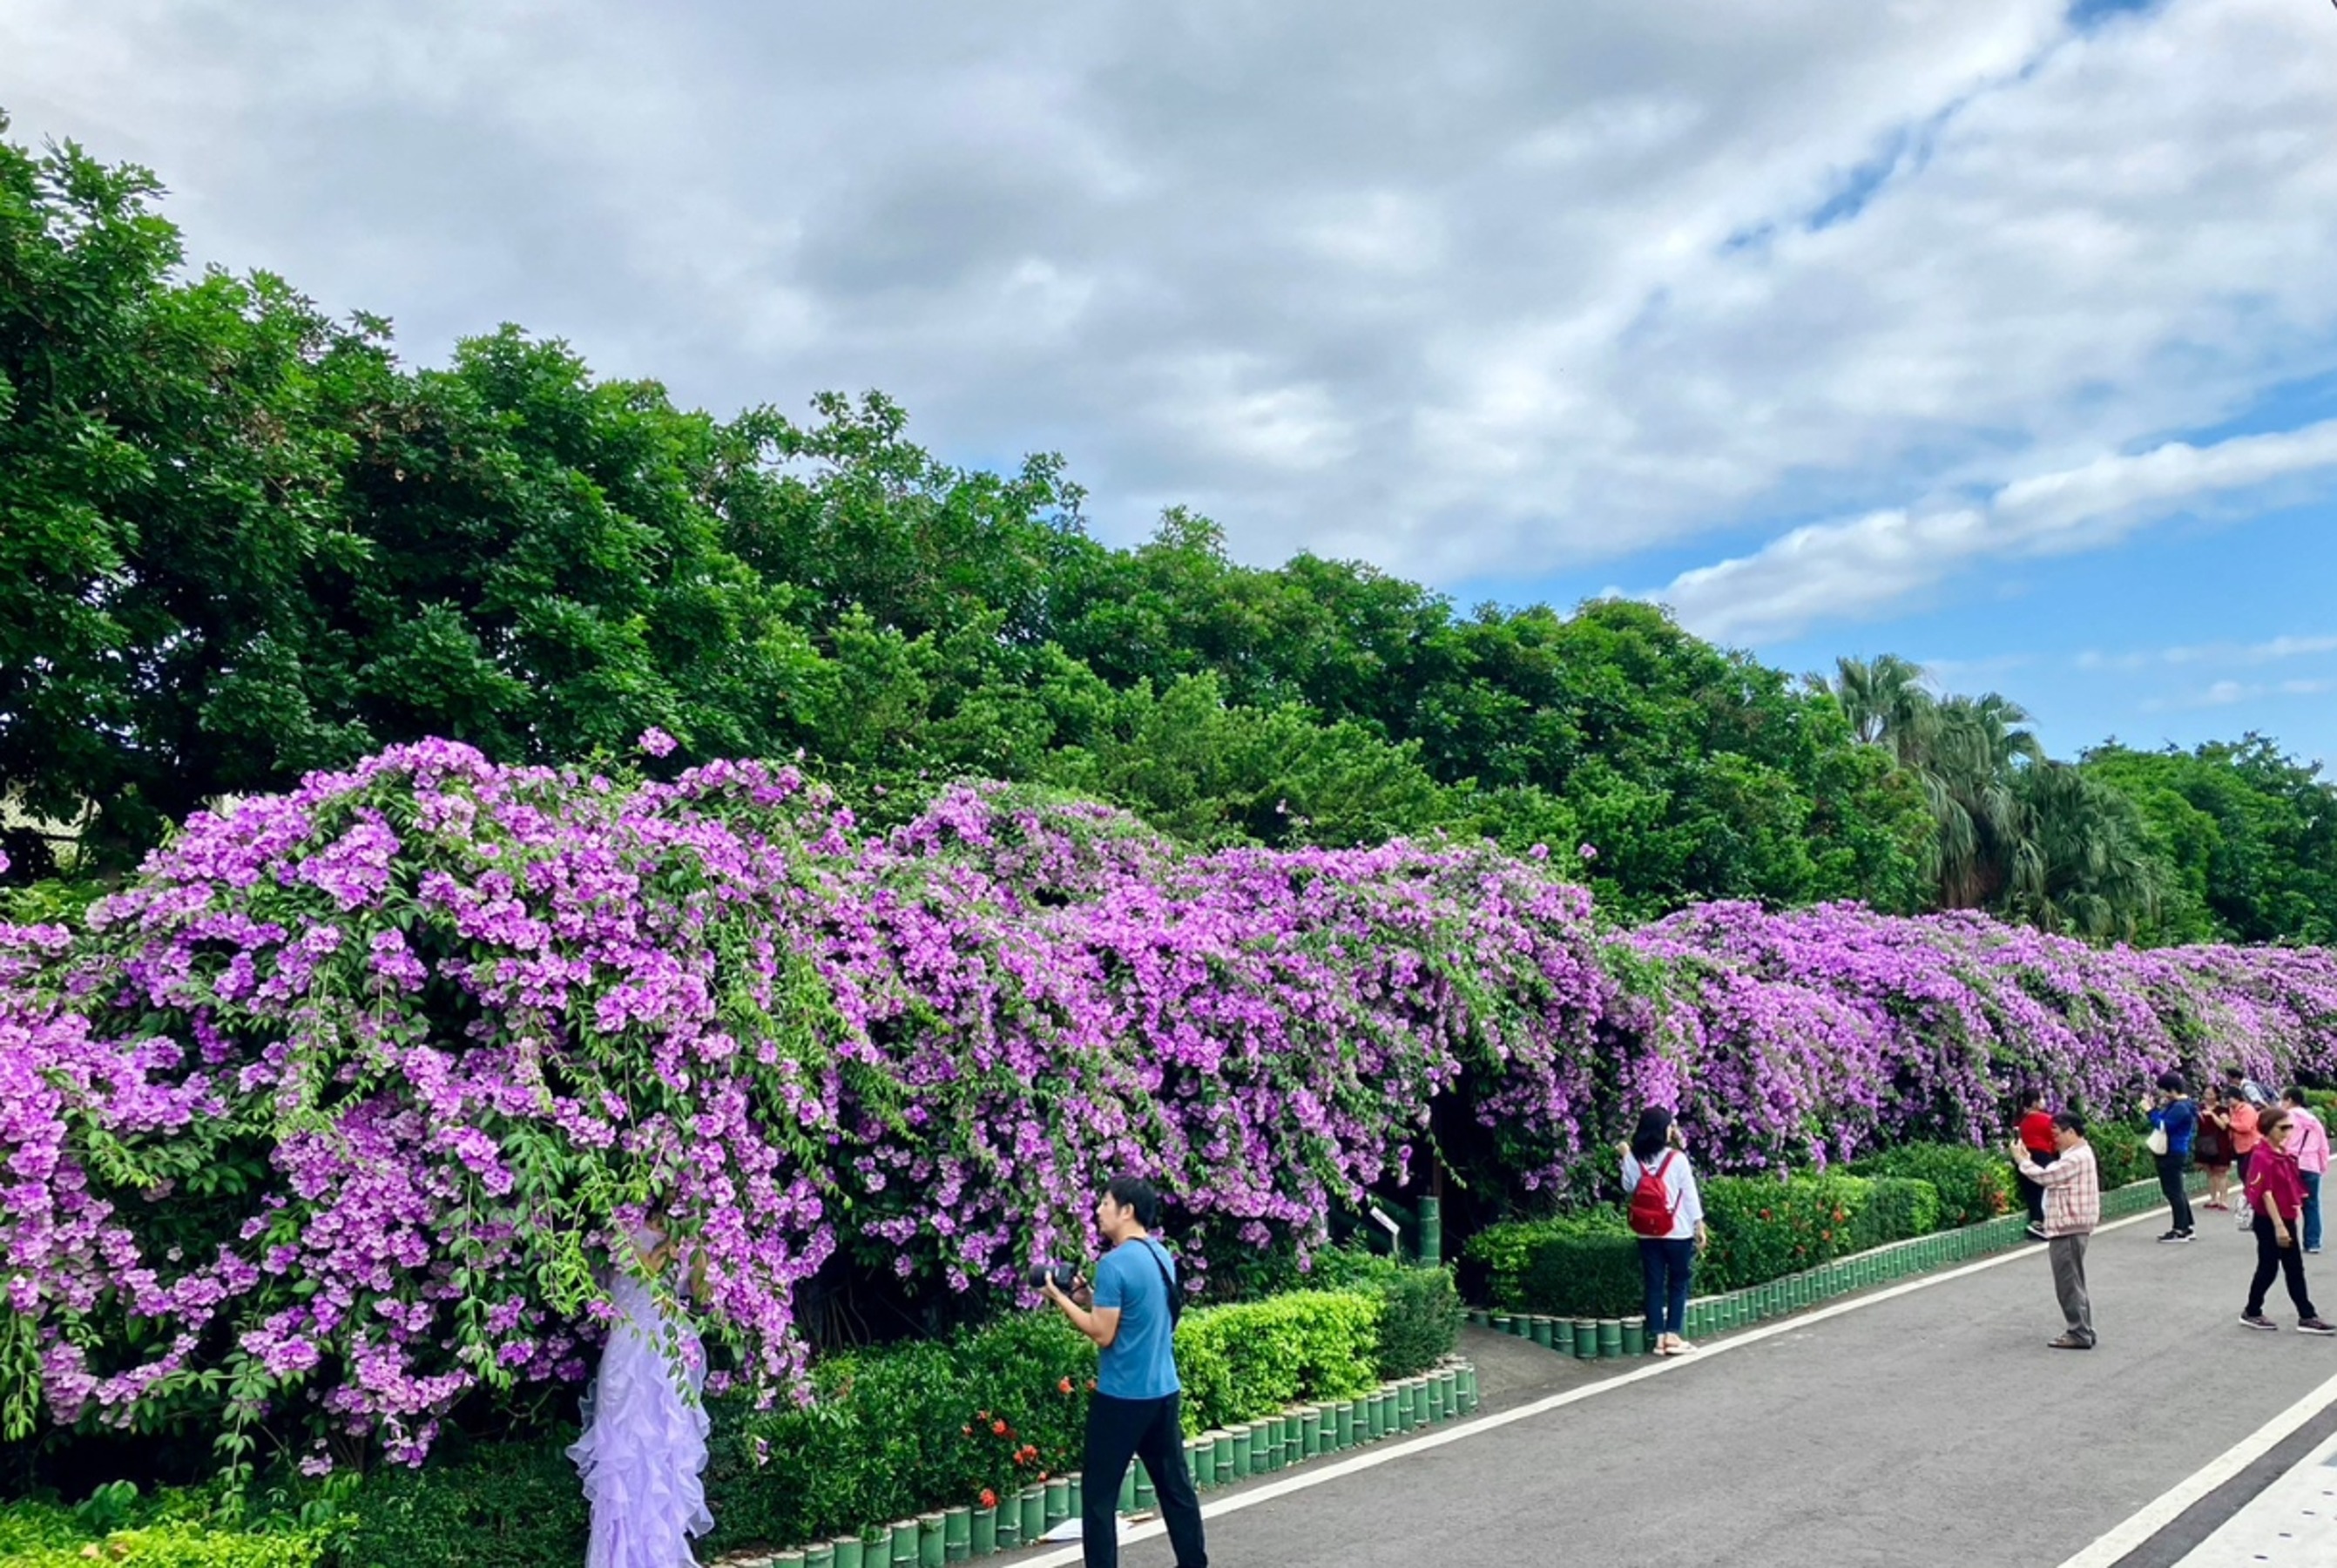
[2049,1233,2094,1343]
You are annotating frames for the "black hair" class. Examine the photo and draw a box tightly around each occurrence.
[2051,1110,2085,1136]
[2223,1064,2246,1079]
[1629,1106,1675,1165]
[2155,1071,2186,1094]
[2284,1086,2310,1106]
[2019,1087,2046,1110]
[1105,1176,1161,1231]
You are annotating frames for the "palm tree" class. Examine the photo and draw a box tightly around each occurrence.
[2007,762,2166,941]
[1828,654,1932,753]
[1924,693,2045,909]
[1826,659,2055,911]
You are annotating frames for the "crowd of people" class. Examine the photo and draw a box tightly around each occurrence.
[1618,1069,2337,1362]
[1998,1066,2334,1350]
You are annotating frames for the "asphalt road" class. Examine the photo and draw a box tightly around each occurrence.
[1108,1206,2337,1568]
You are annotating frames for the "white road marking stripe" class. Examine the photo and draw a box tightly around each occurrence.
[2056,1371,2337,1568]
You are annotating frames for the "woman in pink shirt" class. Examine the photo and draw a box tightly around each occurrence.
[2280,1088,2330,1254]
[2239,1109,2335,1335]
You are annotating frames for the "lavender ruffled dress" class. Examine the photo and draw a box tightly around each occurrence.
[567,1238,714,1567]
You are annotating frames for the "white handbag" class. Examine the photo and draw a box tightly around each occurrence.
[2146,1125,2170,1156]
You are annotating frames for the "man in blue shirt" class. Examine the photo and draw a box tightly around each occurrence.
[1043,1177,1208,1568]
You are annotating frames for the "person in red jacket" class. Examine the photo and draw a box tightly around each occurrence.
[2239,1108,2337,1335]
[2016,1088,2058,1240]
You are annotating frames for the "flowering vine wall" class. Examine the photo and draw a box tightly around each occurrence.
[2,740,2332,1467]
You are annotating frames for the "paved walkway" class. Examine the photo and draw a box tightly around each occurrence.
[1069,1204,2337,1568]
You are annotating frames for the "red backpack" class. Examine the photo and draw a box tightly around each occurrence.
[1627,1152,1680,1238]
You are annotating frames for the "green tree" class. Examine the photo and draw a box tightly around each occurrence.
[2082,738,2337,945]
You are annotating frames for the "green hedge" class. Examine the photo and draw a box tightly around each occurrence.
[1299,1250,1463,1379]
[2088,1123,2153,1190]
[1846,1144,2016,1227]
[1698,1173,1875,1293]
[1468,1171,1947,1315]
[0,1495,333,1568]
[331,1433,586,1568]
[1173,1292,1380,1435]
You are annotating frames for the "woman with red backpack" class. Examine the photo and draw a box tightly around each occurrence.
[1623,1106,1709,1356]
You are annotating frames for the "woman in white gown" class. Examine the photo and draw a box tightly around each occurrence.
[567,1222,714,1567]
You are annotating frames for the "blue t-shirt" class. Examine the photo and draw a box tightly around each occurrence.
[1093,1237,1179,1400]
[2151,1098,2199,1156]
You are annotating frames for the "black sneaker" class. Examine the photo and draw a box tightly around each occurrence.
[2158,1230,2192,1244]
[2299,1319,2337,1335]
[2240,1313,2278,1331]
[2025,1223,2047,1240]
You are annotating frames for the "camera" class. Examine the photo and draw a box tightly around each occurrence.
[1025,1263,1078,1293]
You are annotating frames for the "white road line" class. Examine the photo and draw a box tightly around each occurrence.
[2165,1425,2337,1566]
[2055,1370,2337,1568]
[1019,1205,2173,1568]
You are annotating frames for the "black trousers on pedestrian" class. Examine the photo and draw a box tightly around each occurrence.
[2156,1150,2193,1233]
[2246,1213,2318,1321]
[1083,1390,1207,1568]
[2017,1148,2058,1226]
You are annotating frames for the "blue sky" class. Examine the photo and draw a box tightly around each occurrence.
[4,0,2334,770]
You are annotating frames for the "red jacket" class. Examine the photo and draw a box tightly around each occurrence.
[2246,1146,2307,1223]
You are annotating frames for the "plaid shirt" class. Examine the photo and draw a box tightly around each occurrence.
[2016,1142,2099,1236]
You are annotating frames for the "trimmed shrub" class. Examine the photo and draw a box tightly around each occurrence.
[1847,1177,1941,1251]
[0,1501,331,1568]
[1462,1214,1638,1319]
[1698,1173,1872,1293]
[1300,1249,1462,1379]
[1518,1217,1641,1319]
[2088,1124,2153,1190]
[1172,1291,1381,1435]
[333,1436,585,1568]
[1847,1145,2014,1228]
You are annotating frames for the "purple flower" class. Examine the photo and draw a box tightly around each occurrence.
[637,727,679,758]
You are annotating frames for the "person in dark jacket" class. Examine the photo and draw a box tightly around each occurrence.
[2148,1071,2199,1243]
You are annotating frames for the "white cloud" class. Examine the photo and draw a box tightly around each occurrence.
[2077,632,2337,672]
[2143,677,2337,713]
[1651,419,2337,641]
[0,0,2333,589]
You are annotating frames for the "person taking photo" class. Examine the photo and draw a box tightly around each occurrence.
[1042,1177,1208,1568]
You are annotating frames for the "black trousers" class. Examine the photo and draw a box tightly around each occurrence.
[2156,1151,2193,1233]
[2017,1148,2058,1225]
[1083,1390,1207,1568]
[2246,1213,2318,1320]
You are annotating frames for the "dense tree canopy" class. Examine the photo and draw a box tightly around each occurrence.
[3,121,2333,945]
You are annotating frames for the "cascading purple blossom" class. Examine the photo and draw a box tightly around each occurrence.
[2,741,2333,1469]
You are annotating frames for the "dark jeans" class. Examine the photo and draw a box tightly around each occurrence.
[2157,1151,2194,1233]
[1083,1390,1207,1568]
[2246,1213,2318,1321]
[1638,1236,1695,1337]
[2017,1148,2058,1226]
[2306,1170,2324,1253]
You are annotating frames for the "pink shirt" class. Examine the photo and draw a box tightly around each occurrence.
[2288,1107,2331,1177]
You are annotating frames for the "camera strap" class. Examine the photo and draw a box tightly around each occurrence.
[1141,1238,1183,1327]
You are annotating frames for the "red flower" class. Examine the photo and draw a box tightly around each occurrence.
[992,1419,1009,1436]
[1057,1376,1073,1394]
[980,1489,997,1510]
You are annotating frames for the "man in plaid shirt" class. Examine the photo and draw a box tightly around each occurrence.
[2011,1112,2101,1349]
